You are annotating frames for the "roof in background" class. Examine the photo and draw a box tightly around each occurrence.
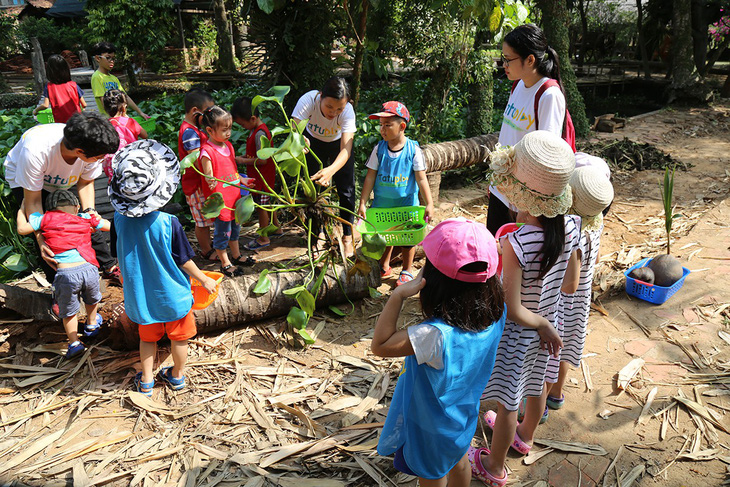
[46,0,84,18]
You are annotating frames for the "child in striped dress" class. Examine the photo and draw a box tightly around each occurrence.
[470,131,581,487]
[547,163,614,410]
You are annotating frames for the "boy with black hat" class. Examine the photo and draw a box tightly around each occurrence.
[16,190,111,359]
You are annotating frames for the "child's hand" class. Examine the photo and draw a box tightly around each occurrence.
[393,268,426,299]
[536,320,563,358]
[357,203,367,221]
[206,176,217,190]
[202,276,218,294]
[240,177,255,188]
[235,156,246,166]
[424,203,435,223]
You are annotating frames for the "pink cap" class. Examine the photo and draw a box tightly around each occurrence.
[368,101,410,123]
[422,218,499,283]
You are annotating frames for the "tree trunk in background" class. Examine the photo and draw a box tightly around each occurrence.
[722,73,730,98]
[537,0,591,137]
[466,27,494,137]
[670,0,708,101]
[691,0,707,75]
[577,0,588,67]
[419,62,453,142]
[214,0,237,72]
[0,72,9,93]
[351,0,369,109]
[232,19,248,61]
[636,0,651,78]
[422,133,499,172]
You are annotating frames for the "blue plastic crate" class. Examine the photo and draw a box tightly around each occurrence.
[624,257,690,305]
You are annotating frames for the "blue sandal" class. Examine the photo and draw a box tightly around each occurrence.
[134,372,155,397]
[157,366,186,391]
[84,314,103,338]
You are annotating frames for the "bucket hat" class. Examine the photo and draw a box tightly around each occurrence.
[569,166,614,232]
[109,139,180,217]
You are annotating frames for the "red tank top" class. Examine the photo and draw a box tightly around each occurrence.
[178,121,208,196]
[47,82,81,124]
[40,211,100,268]
[246,123,276,192]
[199,140,239,221]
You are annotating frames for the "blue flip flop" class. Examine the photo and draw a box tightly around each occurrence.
[244,240,270,251]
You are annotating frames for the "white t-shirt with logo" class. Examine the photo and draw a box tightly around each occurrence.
[491,77,565,209]
[291,90,356,143]
[3,124,102,192]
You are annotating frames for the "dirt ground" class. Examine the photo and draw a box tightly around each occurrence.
[1,100,730,487]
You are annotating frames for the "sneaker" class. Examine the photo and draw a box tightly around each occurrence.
[102,265,122,287]
[84,314,103,338]
[546,394,565,410]
[66,341,86,359]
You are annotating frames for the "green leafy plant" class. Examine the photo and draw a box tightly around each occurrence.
[660,165,679,255]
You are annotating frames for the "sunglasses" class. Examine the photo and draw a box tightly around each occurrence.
[500,54,521,67]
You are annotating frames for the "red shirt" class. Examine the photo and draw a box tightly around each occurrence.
[178,120,208,196]
[46,81,82,124]
[246,123,276,192]
[199,141,240,221]
[40,210,100,268]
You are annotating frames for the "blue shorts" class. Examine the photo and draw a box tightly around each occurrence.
[213,218,241,250]
[393,446,417,476]
[53,263,102,319]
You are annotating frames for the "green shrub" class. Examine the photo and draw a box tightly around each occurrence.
[0,93,37,110]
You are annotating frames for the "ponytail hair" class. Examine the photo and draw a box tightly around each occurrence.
[102,89,126,117]
[320,76,350,101]
[196,105,231,131]
[504,24,565,97]
[537,214,566,279]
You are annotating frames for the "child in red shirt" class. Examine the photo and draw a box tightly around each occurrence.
[231,97,284,250]
[32,54,86,123]
[101,89,148,181]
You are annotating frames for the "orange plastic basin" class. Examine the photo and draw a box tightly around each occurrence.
[191,271,224,310]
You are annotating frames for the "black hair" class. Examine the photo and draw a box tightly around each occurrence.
[537,214,566,279]
[63,112,119,157]
[196,105,231,131]
[504,24,564,95]
[92,41,116,57]
[184,88,214,113]
[46,189,79,211]
[46,55,71,85]
[230,97,256,120]
[420,259,505,332]
[320,76,350,101]
[102,89,126,117]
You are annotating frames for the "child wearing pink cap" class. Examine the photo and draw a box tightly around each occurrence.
[358,101,434,286]
[371,218,506,486]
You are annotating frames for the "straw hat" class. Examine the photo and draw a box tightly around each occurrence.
[569,166,614,232]
[109,140,180,217]
[489,130,575,218]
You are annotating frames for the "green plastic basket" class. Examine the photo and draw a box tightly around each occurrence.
[357,206,427,246]
[36,108,54,124]
[36,109,155,133]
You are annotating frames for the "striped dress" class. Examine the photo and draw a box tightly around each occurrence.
[557,226,602,368]
[482,215,581,411]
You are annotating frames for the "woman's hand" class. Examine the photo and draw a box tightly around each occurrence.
[536,319,563,358]
[311,167,335,187]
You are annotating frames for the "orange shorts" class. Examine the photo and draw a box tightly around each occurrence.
[137,311,197,342]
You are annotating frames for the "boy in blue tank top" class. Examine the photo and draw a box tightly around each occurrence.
[358,101,434,287]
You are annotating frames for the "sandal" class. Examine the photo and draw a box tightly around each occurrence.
[243,240,270,251]
[381,266,392,278]
[220,264,244,277]
[65,341,86,360]
[396,270,414,287]
[134,372,155,397]
[483,410,532,455]
[517,398,549,424]
[199,249,219,261]
[467,446,508,487]
[83,314,103,338]
[157,366,186,391]
[547,394,565,410]
[232,255,256,267]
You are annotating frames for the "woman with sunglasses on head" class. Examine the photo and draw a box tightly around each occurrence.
[486,24,569,236]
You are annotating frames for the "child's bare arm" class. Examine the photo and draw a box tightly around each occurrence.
[358,169,377,220]
[15,208,35,235]
[371,270,426,358]
[414,170,435,221]
[200,156,216,190]
[181,260,218,294]
[561,249,581,294]
[125,94,149,120]
[32,98,50,116]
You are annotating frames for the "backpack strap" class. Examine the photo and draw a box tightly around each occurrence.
[510,80,519,94]
[532,79,559,131]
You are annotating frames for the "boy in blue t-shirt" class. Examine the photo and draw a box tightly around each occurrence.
[358,101,434,287]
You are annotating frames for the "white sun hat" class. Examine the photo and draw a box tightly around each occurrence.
[569,165,614,232]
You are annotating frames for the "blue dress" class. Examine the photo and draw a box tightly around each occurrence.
[372,138,420,208]
[378,314,506,479]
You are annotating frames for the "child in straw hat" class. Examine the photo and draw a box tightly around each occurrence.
[109,139,217,397]
[546,164,614,411]
[470,130,582,486]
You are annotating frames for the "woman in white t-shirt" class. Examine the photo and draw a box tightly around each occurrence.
[291,77,356,255]
[487,24,568,236]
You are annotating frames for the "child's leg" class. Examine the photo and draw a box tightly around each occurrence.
[213,219,232,267]
[517,386,550,444]
[62,315,80,344]
[85,302,99,327]
[482,403,515,479]
[272,210,281,231]
[401,246,416,275]
[228,222,241,260]
[549,362,570,401]
[380,246,394,271]
[195,226,213,255]
[170,340,188,380]
[139,340,157,384]
[435,451,470,487]
[256,208,271,246]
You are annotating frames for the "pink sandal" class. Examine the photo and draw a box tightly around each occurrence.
[483,410,532,455]
[467,446,508,486]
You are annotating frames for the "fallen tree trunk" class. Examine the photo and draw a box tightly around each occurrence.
[0,282,55,323]
[108,260,380,349]
[422,133,499,173]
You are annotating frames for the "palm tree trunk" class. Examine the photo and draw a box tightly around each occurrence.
[422,133,499,172]
[214,0,237,72]
[351,0,369,109]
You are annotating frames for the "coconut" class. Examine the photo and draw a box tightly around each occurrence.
[628,266,655,284]
[647,254,684,287]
